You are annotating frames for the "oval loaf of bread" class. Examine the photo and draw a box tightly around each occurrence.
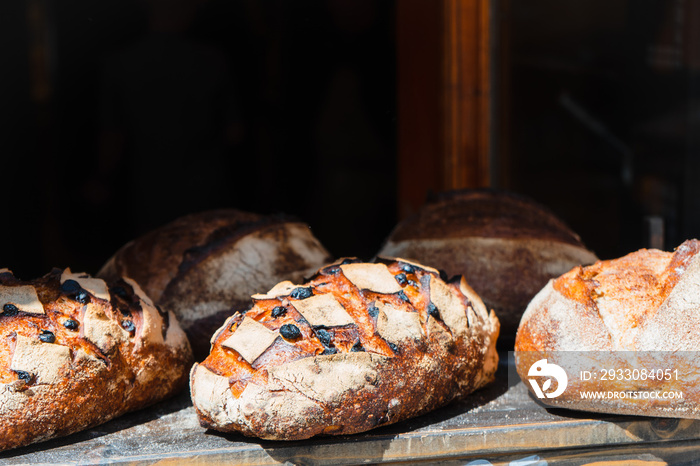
[0,268,192,451]
[379,189,597,341]
[98,209,332,358]
[515,239,700,418]
[190,258,499,440]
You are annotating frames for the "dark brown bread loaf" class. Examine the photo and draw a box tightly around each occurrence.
[98,209,332,358]
[378,189,598,341]
[0,268,192,451]
[515,240,700,418]
[190,257,499,440]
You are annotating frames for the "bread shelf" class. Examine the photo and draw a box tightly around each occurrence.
[4,357,700,465]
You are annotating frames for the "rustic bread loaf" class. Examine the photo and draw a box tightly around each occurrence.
[515,239,700,418]
[98,209,332,358]
[0,267,192,451]
[190,257,499,440]
[378,189,598,341]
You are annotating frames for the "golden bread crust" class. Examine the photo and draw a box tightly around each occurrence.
[0,268,192,451]
[515,240,700,418]
[191,258,499,440]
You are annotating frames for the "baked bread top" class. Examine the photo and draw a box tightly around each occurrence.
[379,189,598,341]
[514,240,700,419]
[0,268,192,451]
[515,239,700,352]
[191,257,499,440]
[386,189,589,245]
[98,209,332,358]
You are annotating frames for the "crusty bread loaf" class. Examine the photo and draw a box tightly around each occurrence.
[0,267,192,451]
[190,257,499,440]
[379,189,598,341]
[515,239,700,418]
[98,209,332,358]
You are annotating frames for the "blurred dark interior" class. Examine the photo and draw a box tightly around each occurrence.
[1,0,699,279]
[501,0,700,260]
[1,0,398,278]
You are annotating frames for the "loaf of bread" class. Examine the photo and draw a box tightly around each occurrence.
[190,257,499,440]
[379,189,598,341]
[515,239,700,418]
[0,267,192,451]
[98,209,332,358]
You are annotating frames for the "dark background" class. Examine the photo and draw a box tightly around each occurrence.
[1,0,699,280]
[502,0,700,260]
[1,0,398,279]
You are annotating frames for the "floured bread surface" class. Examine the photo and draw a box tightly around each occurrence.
[97,209,332,359]
[191,258,500,440]
[515,239,700,418]
[0,268,193,451]
[516,239,700,353]
[378,189,598,340]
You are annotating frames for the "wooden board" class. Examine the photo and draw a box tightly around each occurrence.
[2,357,700,465]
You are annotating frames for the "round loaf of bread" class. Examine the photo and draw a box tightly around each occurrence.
[98,209,332,358]
[515,239,700,418]
[190,257,499,440]
[0,267,192,451]
[378,189,598,341]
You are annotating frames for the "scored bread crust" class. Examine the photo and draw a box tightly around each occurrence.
[190,258,499,440]
[98,209,332,358]
[0,268,192,451]
[378,190,598,340]
[514,239,700,418]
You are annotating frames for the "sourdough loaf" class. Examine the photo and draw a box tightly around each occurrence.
[0,267,192,451]
[190,257,499,440]
[515,239,700,418]
[379,189,597,341]
[98,209,332,358]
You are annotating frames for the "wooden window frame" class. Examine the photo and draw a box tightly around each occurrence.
[397,0,492,217]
